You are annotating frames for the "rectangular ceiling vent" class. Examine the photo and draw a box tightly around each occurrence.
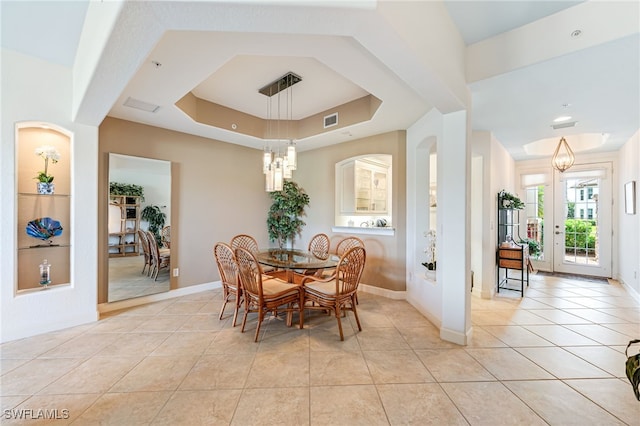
[551,121,577,130]
[124,97,161,113]
[324,113,338,129]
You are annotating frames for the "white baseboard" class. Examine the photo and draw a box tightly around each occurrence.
[1,311,98,344]
[440,326,472,346]
[98,281,221,314]
[617,278,640,303]
[359,283,406,300]
[98,281,402,315]
[405,297,442,329]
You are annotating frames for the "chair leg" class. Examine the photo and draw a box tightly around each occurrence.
[285,304,293,327]
[231,293,241,327]
[218,297,228,321]
[254,309,265,342]
[335,305,344,341]
[298,293,304,329]
[351,295,362,331]
[240,309,249,333]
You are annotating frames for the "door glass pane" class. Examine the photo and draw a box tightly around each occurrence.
[564,177,599,265]
[524,185,544,260]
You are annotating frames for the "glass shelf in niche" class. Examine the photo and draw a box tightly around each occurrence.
[18,192,70,198]
[18,245,70,290]
[18,244,71,251]
[17,195,71,249]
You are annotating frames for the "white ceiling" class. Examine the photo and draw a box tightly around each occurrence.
[2,1,638,160]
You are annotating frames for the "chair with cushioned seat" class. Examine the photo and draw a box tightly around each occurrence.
[138,229,152,276]
[213,242,242,327]
[235,247,304,342]
[147,230,170,281]
[301,246,366,341]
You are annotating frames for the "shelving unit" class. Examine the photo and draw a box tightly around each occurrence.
[340,159,388,214]
[108,195,140,257]
[496,193,529,295]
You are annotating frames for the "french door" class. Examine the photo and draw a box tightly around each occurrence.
[552,163,612,277]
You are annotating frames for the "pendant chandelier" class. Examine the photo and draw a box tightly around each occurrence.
[551,136,575,173]
[260,72,301,192]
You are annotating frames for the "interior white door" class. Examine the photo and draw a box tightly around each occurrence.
[553,163,612,277]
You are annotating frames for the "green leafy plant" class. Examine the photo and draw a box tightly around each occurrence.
[498,189,525,209]
[141,205,166,246]
[34,145,60,183]
[109,182,145,200]
[519,237,541,258]
[267,181,310,249]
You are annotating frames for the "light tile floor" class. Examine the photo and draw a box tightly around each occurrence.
[1,274,639,425]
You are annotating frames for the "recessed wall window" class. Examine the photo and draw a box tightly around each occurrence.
[335,155,392,228]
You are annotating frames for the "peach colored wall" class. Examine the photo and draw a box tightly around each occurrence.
[98,117,273,303]
[293,131,407,291]
[99,118,407,302]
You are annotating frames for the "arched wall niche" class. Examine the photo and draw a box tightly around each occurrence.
[15,121,72,292]
[415,136,437,274]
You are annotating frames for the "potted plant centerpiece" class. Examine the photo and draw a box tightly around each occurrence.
[267,181,310,250]
[34,145,60,194]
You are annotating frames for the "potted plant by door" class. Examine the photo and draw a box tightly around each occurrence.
[266,181,310,249]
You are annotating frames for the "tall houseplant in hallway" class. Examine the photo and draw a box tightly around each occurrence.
[267,181,310,249]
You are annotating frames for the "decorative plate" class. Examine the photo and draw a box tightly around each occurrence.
[26,217,63,240]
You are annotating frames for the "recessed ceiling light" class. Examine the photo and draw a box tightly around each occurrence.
[551,121,577,130]
[553,116,572,123]
[571,29,582,38]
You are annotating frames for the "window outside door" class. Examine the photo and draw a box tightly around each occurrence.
[552,164,612,277]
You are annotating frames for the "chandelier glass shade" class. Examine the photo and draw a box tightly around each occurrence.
[551,137,575,173]
[261,72,301,192]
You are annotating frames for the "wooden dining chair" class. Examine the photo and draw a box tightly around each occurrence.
[231,234,275,272]
[230,234,259,253]
[161,225,171,249]
[335,236,364,256]
[334,236,365,303]
[235,247,304,342]
[308,233,330,260]
[137,229,152,276]
[213,242,242,327]
[147,230,170,281]
[301,246,366,341]
[305,233,330,277]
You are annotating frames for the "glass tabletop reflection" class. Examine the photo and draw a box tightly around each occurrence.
[255,248,339,271]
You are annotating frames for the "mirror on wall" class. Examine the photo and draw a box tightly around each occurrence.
[108,153,171,303]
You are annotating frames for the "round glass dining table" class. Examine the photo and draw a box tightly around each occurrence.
[255,248,339,283]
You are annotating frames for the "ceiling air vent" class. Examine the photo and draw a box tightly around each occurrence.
[124,97,161,113]
[324,113,338,128]
[551,121,577,130]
